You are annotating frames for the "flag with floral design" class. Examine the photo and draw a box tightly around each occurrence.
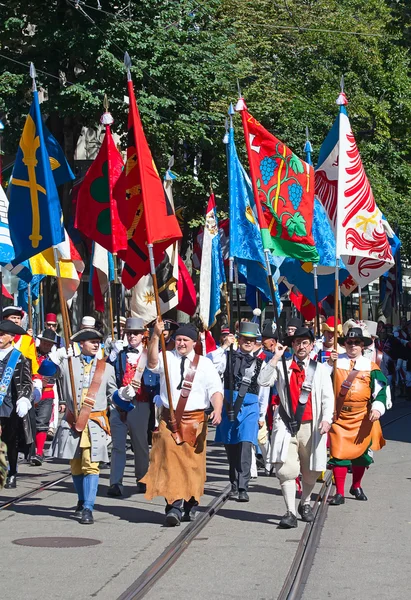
[246,111,319,263]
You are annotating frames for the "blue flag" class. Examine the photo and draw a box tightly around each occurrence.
[18,273,45,311]
[280,199,349,304]
[8,90,64,265]
[227,127,281,302]
[43,126,75,187]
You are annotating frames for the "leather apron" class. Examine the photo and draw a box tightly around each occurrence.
[329,363,385,461]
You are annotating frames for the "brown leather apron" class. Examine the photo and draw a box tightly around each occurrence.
[329,362,385,460]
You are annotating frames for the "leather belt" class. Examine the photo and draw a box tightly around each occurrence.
[341,405,352,412]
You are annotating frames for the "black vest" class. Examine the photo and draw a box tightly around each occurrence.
[224,350,263,395]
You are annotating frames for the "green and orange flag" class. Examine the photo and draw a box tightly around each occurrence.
[245,111,319,263]
[75,115,127,254]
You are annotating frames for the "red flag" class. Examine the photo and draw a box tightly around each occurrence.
[242,109,319,263]
[121,80,182,289]
[177,256,196,315]
[75,125,127,254]
[2,285,13,300]
[289,287,321,321]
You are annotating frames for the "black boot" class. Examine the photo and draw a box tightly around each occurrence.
[279,511,298,528]
[5,474,17,489]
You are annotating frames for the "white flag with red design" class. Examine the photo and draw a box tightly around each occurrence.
[315,93,394,289]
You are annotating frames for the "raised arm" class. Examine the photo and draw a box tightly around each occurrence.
[148,318,164,370]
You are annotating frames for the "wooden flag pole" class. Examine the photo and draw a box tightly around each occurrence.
[333,264,340,399]
[358,285,363,320]
[112,253,122,340]
[313,263,321,338]
[53,247,78,421]
[39,279,44,332]
[148,243,180,438]
[226,257,235,422]
[107,281,115,340]
[27,283,33,332]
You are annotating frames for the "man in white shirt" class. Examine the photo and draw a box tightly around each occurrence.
[141,319,223,527]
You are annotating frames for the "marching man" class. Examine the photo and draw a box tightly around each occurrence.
[0,320,33,488]
[142,319,223,527]
[258,327,334,528]
[52,325,117,525]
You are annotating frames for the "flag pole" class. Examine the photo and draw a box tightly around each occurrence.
[27,283,33,332]
[225,110,235,423]
[0,269,3,320]
[39,279,44,332]
[233,260,242,325]
[236,93,295,430]
[124,52,179,438]
[53,246,78,421]
[358,285,363,320]
[107,282,115,340]
[304,127,321,339]
[148,243,180,437]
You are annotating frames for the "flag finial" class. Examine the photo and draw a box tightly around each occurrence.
[235,80,246,111]
[336,75,348,106]
[124,52,132,81]
[30,62,37,92]
[304,125,313,164]
[100,95,114,126]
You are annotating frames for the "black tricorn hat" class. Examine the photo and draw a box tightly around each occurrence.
[261,320,278,340]
[338,326,373,347]
[0,320,26,336]
[37,329,58,344]
[284,326,314,347]
[70,328,103,343]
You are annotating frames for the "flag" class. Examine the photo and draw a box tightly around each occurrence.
[17,274,44,312]
[8,90,64,264]
[244,110,319,263]
[120,78,182,289]
[315,91,394,287]
[29,230,85,302]
[0,184,32,282]
[130,243,179,324]
[75,124,127,254]
[198,194,226,329]
[193,216,229,270]
[288,286,321,321]
[280,199,349,304]
[89,242,114,312]
[43,126,75,187]
[177,255,197,316]
[227,126,281,301]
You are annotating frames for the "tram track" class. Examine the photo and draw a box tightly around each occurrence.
[0,470,72,510]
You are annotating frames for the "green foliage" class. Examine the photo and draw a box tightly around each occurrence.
[1,0,411,259]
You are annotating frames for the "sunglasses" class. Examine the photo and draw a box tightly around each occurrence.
[346,340,362,346]
[127,331,143,336]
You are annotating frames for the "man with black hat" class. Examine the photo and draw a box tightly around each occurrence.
[30,329,60,466]
[142,318,223,527]
[3,305,39,374]
[107,317,159,497]
[210,321,270,502]
[327,326,388,505]
[52,325,117,525]
[0,320,33,488]
[258,327,334,528]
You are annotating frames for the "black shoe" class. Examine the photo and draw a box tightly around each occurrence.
[80,508,94,524]
[74,501,84,517]
[329,493,345,505]
[181,508,197,522]
[237,490,249,502]
[136,482,146,494]
[5,475,17,489]
[349,486,368,501]
[298,502,315,522]
[279,511,298,528]
[30,454,43,467]
[228,484,239,500]
[107,484,123,497]
[165,509,181,527]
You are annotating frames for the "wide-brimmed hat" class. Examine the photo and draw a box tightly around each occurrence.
[0,320,26,336]
[3,306,24,319]
[37,329,58,344]
[124,317,146,333]
[338,326,373,347]
[261,320,278,340]
[71,328,103,343]
[284,326,314,347]
[238,321,260,339]
[322,317,343,335]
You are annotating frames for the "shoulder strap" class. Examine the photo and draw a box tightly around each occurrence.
[233,359,257,419]
[294,359,318,427]
[174,354,200,427]
[130,349,148,391]
[74,359,107,432]
[337,367,360,401]
[0,349,21,407]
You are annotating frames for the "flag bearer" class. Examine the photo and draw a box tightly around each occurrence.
[52,326,117,524]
